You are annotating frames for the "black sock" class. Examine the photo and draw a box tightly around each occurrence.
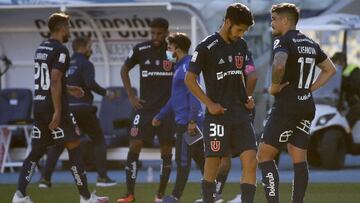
[259,160,279,203]
[43,145,64,181]
[125,151,139,195]
[241,183,256,203]
[94,140,107,178]
[216,173,228,195]
[157,154,172,197]
[68,146,90,199]
[292,162,308,203]
[202,180,216,203]
[18,147,45,196]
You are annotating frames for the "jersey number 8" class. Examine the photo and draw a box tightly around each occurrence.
[34,62,50,90]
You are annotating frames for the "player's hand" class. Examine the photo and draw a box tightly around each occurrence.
[245,96,255,110]
[152,118,161,127]
[66,85,84,98]
[49,112,61,131]
[207,102,227,115]
[268,82,289,95]
[187,122,197,136]
[106,90,116,100]
[129,95,145,110]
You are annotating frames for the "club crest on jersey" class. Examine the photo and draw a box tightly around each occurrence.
[130,127,139,137]
[210,140,221,152]
[163,60,172,71]
[235,55,244,69]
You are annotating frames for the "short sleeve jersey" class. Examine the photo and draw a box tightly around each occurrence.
[272,30,327,116]
[34,39,70,114]
[188,33,251,124]
[125,41,174,111]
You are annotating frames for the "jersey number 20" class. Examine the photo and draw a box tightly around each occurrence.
[297,57,315,89]
[34,62,50,90]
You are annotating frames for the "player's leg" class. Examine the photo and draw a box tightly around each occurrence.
[74,110,116,187]
[155,114,175,201]
[117,111,150,202]
[288,119,311,203]
[232,122,257,203]
[216,156,231,196]
[258,114,292,203]
[39,144,64,188]
[201,118,228,203]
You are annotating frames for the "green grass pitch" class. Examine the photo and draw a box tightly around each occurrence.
[1,183,360,202]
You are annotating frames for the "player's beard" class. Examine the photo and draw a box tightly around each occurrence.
[272,27,281,36]
[63,34,69,43]
[227,25,240,43]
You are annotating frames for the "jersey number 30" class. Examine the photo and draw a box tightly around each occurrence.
[34,62,50,90]
[297,57,315,89]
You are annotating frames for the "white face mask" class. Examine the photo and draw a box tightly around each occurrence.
[166,50,176,62]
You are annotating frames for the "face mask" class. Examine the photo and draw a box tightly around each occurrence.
[166,50,176,62]
[85,50,93,59]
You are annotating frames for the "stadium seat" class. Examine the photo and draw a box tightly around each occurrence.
[99,86,136,148]
[0,88,33,173]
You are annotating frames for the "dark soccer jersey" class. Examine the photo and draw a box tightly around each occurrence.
[188,32,251,124]
[125,41,173,111]
[272,30,327,116]
[34,39,70,114]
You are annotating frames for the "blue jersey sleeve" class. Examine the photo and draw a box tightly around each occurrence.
[189,45,207,75]
[155,99,173,120]
[244,51,256,76]
[188,89,202,121]
[52,46,69,73]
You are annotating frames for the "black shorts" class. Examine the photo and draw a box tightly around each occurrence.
[72,110,104,143]
[261,113,312,150]
[129,110,175,145]
[32,112,80,147]
[203,116,257,157]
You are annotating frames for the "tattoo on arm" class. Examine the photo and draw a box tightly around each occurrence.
[272,51,288,84]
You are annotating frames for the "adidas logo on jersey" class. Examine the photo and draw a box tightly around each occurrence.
[144,60,150,65]
[218,58,225,64]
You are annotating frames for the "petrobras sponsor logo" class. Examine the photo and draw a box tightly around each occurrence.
[216,70,243,80]
[265,172,276,197]
[141,70,173,78]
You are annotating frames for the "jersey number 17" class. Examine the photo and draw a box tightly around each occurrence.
[297,57,315,89]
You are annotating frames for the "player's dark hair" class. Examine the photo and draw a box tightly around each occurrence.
[48,12,69,33]
[271,3,300,25]
[225,3,254,26]
[331,52,347,64]
[150,17,169,30]
[72,36,90,52]
[167,32,191,53]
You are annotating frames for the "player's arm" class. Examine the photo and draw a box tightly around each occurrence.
[49,69,63,130]
[66,85,84,98]
[84,62,115,99]
[185,72,226,115]
[120,48,144,110]
[311,58,336,92]
[152,99,173,127]
[269,51,289,95]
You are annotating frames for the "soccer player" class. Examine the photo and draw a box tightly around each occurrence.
[12,13,109,203]
[257,3,336,203]
[185,3,257,203]
[117,18,174,203]
[151,32,205,203]
[196,50,258,203]
[38,36,117,189]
